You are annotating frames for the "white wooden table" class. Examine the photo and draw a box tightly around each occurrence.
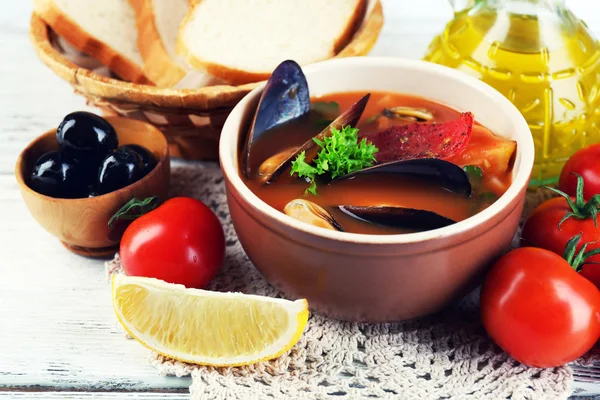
[1,1,599,398]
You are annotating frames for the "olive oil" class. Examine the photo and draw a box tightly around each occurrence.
[424,1,600,185]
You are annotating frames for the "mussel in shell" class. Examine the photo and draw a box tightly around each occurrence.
[283,200,458,232]
[243,60,310,178]
[262,94,371,185]
[382,106,434,122]
[338,158,472,197]
[366,106,434,124]
[339,205,456,231]
[258,146,298,183]
[284,199,343,231]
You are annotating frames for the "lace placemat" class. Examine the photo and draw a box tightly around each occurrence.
[105,163,583,400]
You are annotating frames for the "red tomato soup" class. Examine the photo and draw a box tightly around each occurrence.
[241,91,516,235]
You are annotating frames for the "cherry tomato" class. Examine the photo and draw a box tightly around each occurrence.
[559,144,600,199]
[522,196,600,263]
[120,197,225,288]
[481,247,600,367]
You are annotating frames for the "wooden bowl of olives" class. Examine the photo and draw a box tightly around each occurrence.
[15,112,170,257]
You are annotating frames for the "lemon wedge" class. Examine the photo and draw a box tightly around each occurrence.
[112,274,309,366]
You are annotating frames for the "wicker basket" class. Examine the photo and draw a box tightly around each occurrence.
[29,1,384,160]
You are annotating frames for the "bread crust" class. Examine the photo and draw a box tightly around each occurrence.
[333,0,368,54]
[30,13,256,109]
[33,0,152,85]
[337,0,384,58]
[130,0,187,87]
[30,0,382,106]
[177,0,370,86]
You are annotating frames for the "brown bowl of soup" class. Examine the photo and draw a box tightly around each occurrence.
[219,57,534,322]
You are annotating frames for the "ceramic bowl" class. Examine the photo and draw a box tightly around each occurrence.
[15,116,170,258]
[219,57,534,322]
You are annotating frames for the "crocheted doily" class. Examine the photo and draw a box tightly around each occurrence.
[106,163,579,400]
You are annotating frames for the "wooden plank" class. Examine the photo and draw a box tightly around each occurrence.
[0,393,189,399]
[0,178,189,391]
[0,3,94,176]
[0,0,193,388]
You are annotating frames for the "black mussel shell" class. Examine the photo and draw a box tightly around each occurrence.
[339,205,457,231]
[243,60,310,177]
[263,93,371,185]
[338,158,472,197]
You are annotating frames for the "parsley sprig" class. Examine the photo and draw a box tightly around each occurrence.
[290,126,378,195]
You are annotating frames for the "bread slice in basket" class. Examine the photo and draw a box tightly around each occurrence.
[33,0,152,84]
[130,0,222,88]
[130,0,189,87]
[177,0,367,85]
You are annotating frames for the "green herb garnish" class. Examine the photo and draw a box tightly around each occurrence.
[463,166,488,214]
[108,196,160,228]
[480,192,498,202]
[463,165,483,183]
[290,126,378,195]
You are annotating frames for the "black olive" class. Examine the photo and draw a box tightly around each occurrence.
[97,147,144,194]
[28,151,62,197]
[29,150,89,198]
[56,111,118,163]
[87,184,99,198]
[120,144,157,175]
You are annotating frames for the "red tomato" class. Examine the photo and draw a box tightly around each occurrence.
[481,247,600,367]
[559,144,600,199]
[522,196,600,263]
[120,197,225,288]
[581,265,600,290]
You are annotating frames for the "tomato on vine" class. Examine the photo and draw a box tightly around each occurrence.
[559,144,600,200]
[522,174,600,269]
[481,235,600,368]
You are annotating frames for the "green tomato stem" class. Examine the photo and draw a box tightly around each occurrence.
[544,173,600,228]
[561,232,600,271]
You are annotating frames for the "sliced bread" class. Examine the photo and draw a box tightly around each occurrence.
[129,0,189,87]
[130,0,223,88]
[177,0,367,85]
[34,0,152,84]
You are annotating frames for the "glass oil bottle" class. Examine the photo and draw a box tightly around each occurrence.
[424,0,600,185]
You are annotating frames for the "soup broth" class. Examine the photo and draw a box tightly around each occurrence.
[241,91,515,235]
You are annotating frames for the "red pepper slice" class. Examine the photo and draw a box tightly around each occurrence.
[363,112,474,164]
